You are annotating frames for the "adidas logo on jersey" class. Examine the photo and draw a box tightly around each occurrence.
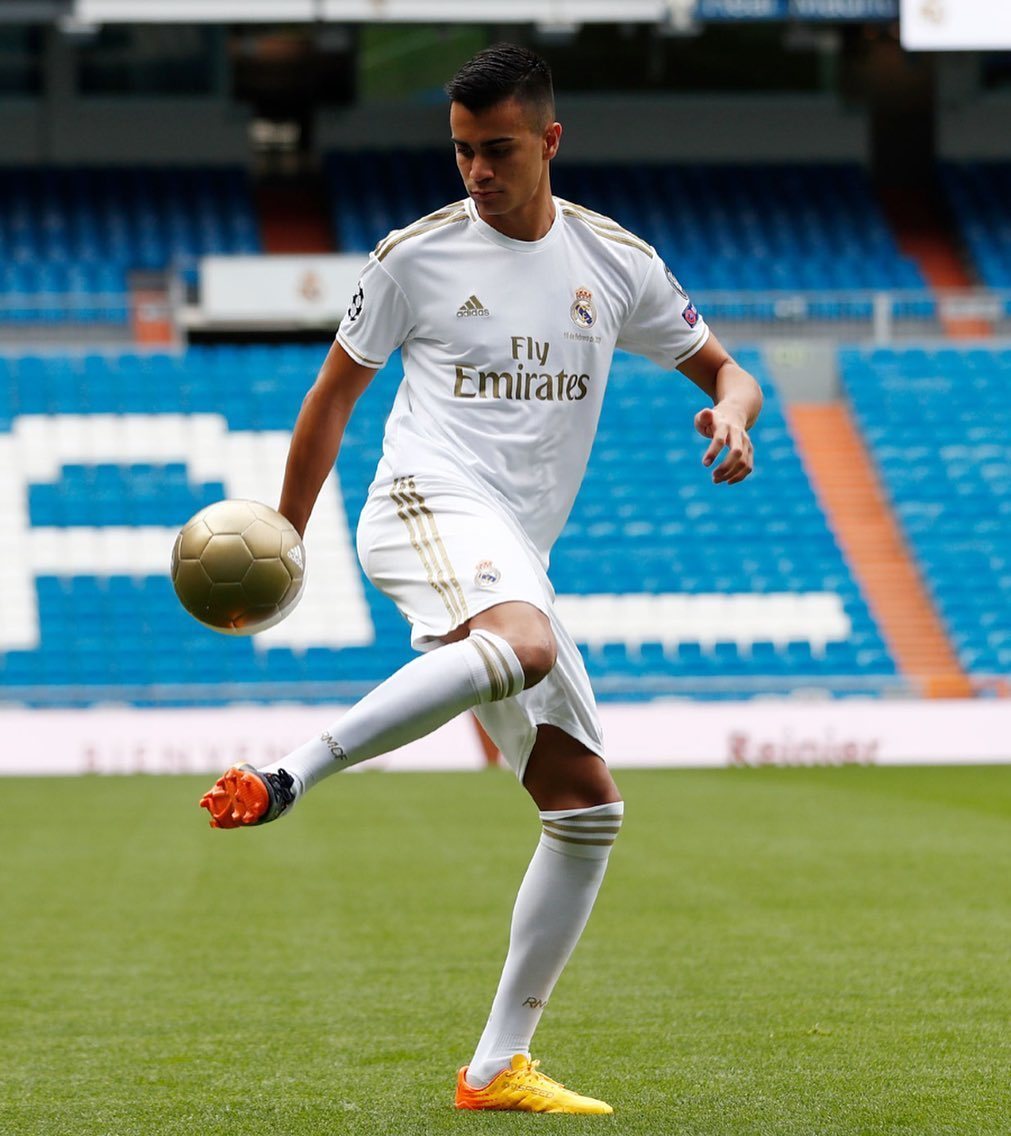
[457,295,491,318]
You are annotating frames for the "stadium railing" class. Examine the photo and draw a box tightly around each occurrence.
[5,277,1006,343]
[694,289,1010,341]
[0,291,131,326]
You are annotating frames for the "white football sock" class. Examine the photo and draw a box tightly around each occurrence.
[465,800,624,1088]
[263,629,524,792]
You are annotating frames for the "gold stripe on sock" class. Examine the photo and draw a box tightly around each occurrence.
[541,828,617,847]
[541,829,620,843]
[476,633,523,699]
[541,819,623,834]
[470,635,504,701]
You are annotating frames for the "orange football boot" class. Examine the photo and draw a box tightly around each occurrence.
[199,764,298,829]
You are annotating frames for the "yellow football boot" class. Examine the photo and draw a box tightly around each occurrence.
[455,1054,613,1114]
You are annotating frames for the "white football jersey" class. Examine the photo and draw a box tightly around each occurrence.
[337,196,709,563]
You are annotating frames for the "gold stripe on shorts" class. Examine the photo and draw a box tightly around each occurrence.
[389,478,468,626]
[389,480,460,623]
[403,478,469,622]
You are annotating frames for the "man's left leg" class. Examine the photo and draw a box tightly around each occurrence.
[456,724,622,1114]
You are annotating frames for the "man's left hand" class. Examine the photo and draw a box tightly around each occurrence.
[694,406,755,485]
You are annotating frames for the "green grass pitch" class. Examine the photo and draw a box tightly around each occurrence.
[1,765,1008,1136]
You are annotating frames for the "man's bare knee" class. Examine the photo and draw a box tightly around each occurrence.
[466,602,557,689]
[512,633,557,689]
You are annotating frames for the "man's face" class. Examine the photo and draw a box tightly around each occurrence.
[449,97,559,224]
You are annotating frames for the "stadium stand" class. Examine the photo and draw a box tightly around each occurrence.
[942,162,1011,291]
[0,166,260,323]
[554,348,896,695]
[326,153,925,293]
[841,345,1011,682]
[0,344,898,707]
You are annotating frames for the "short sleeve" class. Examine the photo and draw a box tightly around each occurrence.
[616,254,709,370]
[335,254,414,369]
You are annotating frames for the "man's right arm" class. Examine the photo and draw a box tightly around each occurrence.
[278,340,377,537]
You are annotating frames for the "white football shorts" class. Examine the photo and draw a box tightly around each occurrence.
[355,474,604,781]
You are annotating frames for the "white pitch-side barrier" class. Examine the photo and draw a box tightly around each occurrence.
[0,698,1007,776]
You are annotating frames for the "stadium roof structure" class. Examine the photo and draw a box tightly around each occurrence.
[2,0,905,27]
[71,0,690,24]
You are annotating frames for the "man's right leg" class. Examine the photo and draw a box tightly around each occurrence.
[199,604,551,828]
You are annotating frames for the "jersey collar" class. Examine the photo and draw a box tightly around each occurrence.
[465,196,562,252]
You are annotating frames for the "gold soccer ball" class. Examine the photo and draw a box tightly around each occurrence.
[170,499,305,635]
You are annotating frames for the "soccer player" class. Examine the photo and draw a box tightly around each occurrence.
[200,43,762,1114]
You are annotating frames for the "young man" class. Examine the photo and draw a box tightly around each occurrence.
[200,43,762,1114]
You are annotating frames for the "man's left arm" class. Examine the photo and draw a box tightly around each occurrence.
[678,333,763,485]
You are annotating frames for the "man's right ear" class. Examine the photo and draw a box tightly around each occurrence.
[544,122,563,160]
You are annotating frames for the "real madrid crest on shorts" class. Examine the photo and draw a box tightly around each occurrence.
[474,559,501,588]
[570,286,596,329]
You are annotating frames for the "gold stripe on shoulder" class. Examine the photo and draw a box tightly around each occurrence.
[373,202,465,257]
[561,207,653,258]
[419,199,467,223]
[375,206,468,262]
[561,200,626,232]
[562,200,648,243]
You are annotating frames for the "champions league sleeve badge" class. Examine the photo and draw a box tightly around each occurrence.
[347,281,364,322]
[570,286,597,329]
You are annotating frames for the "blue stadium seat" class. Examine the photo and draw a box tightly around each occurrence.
[842,345,1011,679]
[0,164,260,325]
[1,344,896,705]
[942,163,1011,287]
[326,154,922,296]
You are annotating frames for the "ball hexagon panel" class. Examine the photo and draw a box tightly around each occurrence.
[242,557,293,608]
[201,533,254,584]
[241,517,283,559]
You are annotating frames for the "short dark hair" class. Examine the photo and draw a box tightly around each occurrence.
[445,43,554,126]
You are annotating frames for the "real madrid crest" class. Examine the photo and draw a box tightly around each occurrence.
[570,285,596,330]
[299,270,324,303]
[474,559,501,588]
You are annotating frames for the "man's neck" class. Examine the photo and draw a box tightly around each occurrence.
[482,187,556,243]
